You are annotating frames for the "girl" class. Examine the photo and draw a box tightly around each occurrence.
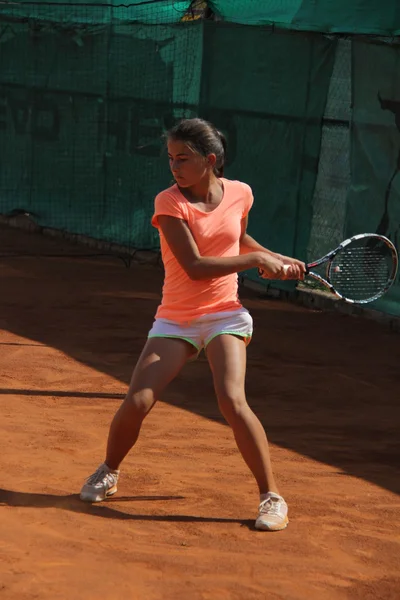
[80,118,305,531]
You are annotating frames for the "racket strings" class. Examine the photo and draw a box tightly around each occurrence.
[330,244,394,300]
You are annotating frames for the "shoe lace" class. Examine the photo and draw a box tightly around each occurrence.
[259,497,282,516]
[86,466,112,486]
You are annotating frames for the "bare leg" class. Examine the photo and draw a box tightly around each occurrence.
[206,334,279,495]
[105,337,195,470]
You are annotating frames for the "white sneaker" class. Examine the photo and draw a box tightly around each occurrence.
[80,463,119,502]
[255,492,289,531]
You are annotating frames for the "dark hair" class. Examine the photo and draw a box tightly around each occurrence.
[167,118,227,177]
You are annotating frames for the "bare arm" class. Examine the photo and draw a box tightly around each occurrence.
[157,215,285,280]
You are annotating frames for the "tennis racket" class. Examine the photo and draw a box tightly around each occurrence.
[259,233,398,304]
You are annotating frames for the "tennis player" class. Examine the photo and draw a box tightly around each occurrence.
[80,118,305,531]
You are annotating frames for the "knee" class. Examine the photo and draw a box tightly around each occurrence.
[217,390,248,423]
[125,388,155,419]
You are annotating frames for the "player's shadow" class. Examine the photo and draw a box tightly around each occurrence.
[0,488,255,529]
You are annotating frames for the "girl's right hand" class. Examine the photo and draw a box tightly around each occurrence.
[256,252,287,280]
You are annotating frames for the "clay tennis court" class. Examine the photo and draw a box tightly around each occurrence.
[1,224,399,600]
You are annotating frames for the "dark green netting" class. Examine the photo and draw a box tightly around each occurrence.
[345,40,400,314]
[0,0,193,25]
[0,2,400,316]
[0,13,333,260]
[0,15,203,249]
[209,1,400,35]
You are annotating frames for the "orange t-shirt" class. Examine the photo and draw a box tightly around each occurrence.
[151,178,254,323]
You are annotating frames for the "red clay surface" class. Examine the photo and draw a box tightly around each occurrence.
[1,225,399,600]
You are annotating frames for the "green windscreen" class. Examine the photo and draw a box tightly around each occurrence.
[208,1,400,34]
[345,40,400,313]
[1,2,400,316]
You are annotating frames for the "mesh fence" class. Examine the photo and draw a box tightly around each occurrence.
[208,0,400,34]
[0,2,400,316]
[0,2,203,250]
[307,39,351,262]
[0,1,195,25]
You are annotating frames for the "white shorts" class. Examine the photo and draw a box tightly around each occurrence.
[148,308,253,358]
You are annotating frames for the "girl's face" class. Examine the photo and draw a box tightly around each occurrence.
[167,139,216,188]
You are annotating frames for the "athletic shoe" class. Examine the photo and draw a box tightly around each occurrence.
[255,492,289,531]
[80,463,119,502]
